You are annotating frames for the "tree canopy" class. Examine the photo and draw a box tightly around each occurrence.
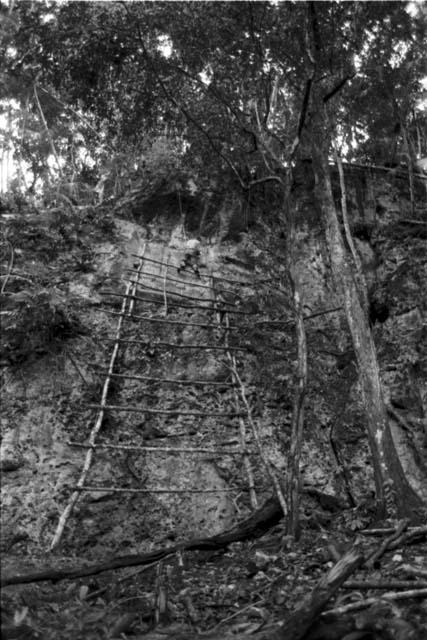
[1,0,425,195]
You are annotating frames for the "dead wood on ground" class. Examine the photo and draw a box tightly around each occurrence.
[1,495,283,587]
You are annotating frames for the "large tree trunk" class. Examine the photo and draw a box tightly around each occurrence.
[309,109,424,519]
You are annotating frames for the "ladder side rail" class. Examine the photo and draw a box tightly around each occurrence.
[50,245,147,550]
[128,252,146,316]
[162,253,170,317]
[210,277,258,510]
[224,304,288,517]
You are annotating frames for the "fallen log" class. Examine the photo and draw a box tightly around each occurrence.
[269,544,365,640]
[1,495,283,587]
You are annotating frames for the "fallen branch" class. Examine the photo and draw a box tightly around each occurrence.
[0,273,33,285]
[397,218,427,225]
[1,494,283,587]
[208,598,266,633]
[343,580,427,590]
[323,588,427,616]
[272,544,365,640]
[365,518,409,568]
[361,526,423,536]
[387,525,427,550]
[400,564,427,579]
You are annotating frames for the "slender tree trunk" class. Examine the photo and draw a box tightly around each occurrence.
[34,84,63,179]
[1,143,5,193]
[283,192,308,538]
[286,267,307,537]
[309,107,424,519]
[401,125,415,216]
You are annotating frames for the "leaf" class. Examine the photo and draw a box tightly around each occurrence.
[84,609,107,624]
[342,632,371,640]
[13,607,29,624]
[79,585,89,600]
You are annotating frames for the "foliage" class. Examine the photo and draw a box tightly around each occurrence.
[97,133,189,204]
[340,3,426,163]
[2,1,425,207]
[0,286,83,364]
[0,194,114,366]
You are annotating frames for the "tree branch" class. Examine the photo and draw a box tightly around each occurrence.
[128,11,247,189]
[323,74,354,103]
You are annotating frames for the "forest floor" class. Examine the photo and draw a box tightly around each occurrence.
[1,192,427,639]
[2,518,427,640]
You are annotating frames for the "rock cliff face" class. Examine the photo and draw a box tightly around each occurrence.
[1,165,426,555]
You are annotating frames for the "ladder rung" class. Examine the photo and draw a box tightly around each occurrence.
[131,254,254,286]
[131,253,206,273]
[99,337,249,352]
[88,367,236,387]
[131,280,240,308]
[126,268,242,296]
[87,404,245,417]
[102,308,239,330]
[75,485,239,494]
[99,290,257,315]
[134,281,211,303]
[67,441,245,454]
[132,281,213,304]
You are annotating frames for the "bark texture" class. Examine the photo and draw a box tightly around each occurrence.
[309,105,424,519]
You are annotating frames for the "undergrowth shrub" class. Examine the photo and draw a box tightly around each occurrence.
[0,288,83,365]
